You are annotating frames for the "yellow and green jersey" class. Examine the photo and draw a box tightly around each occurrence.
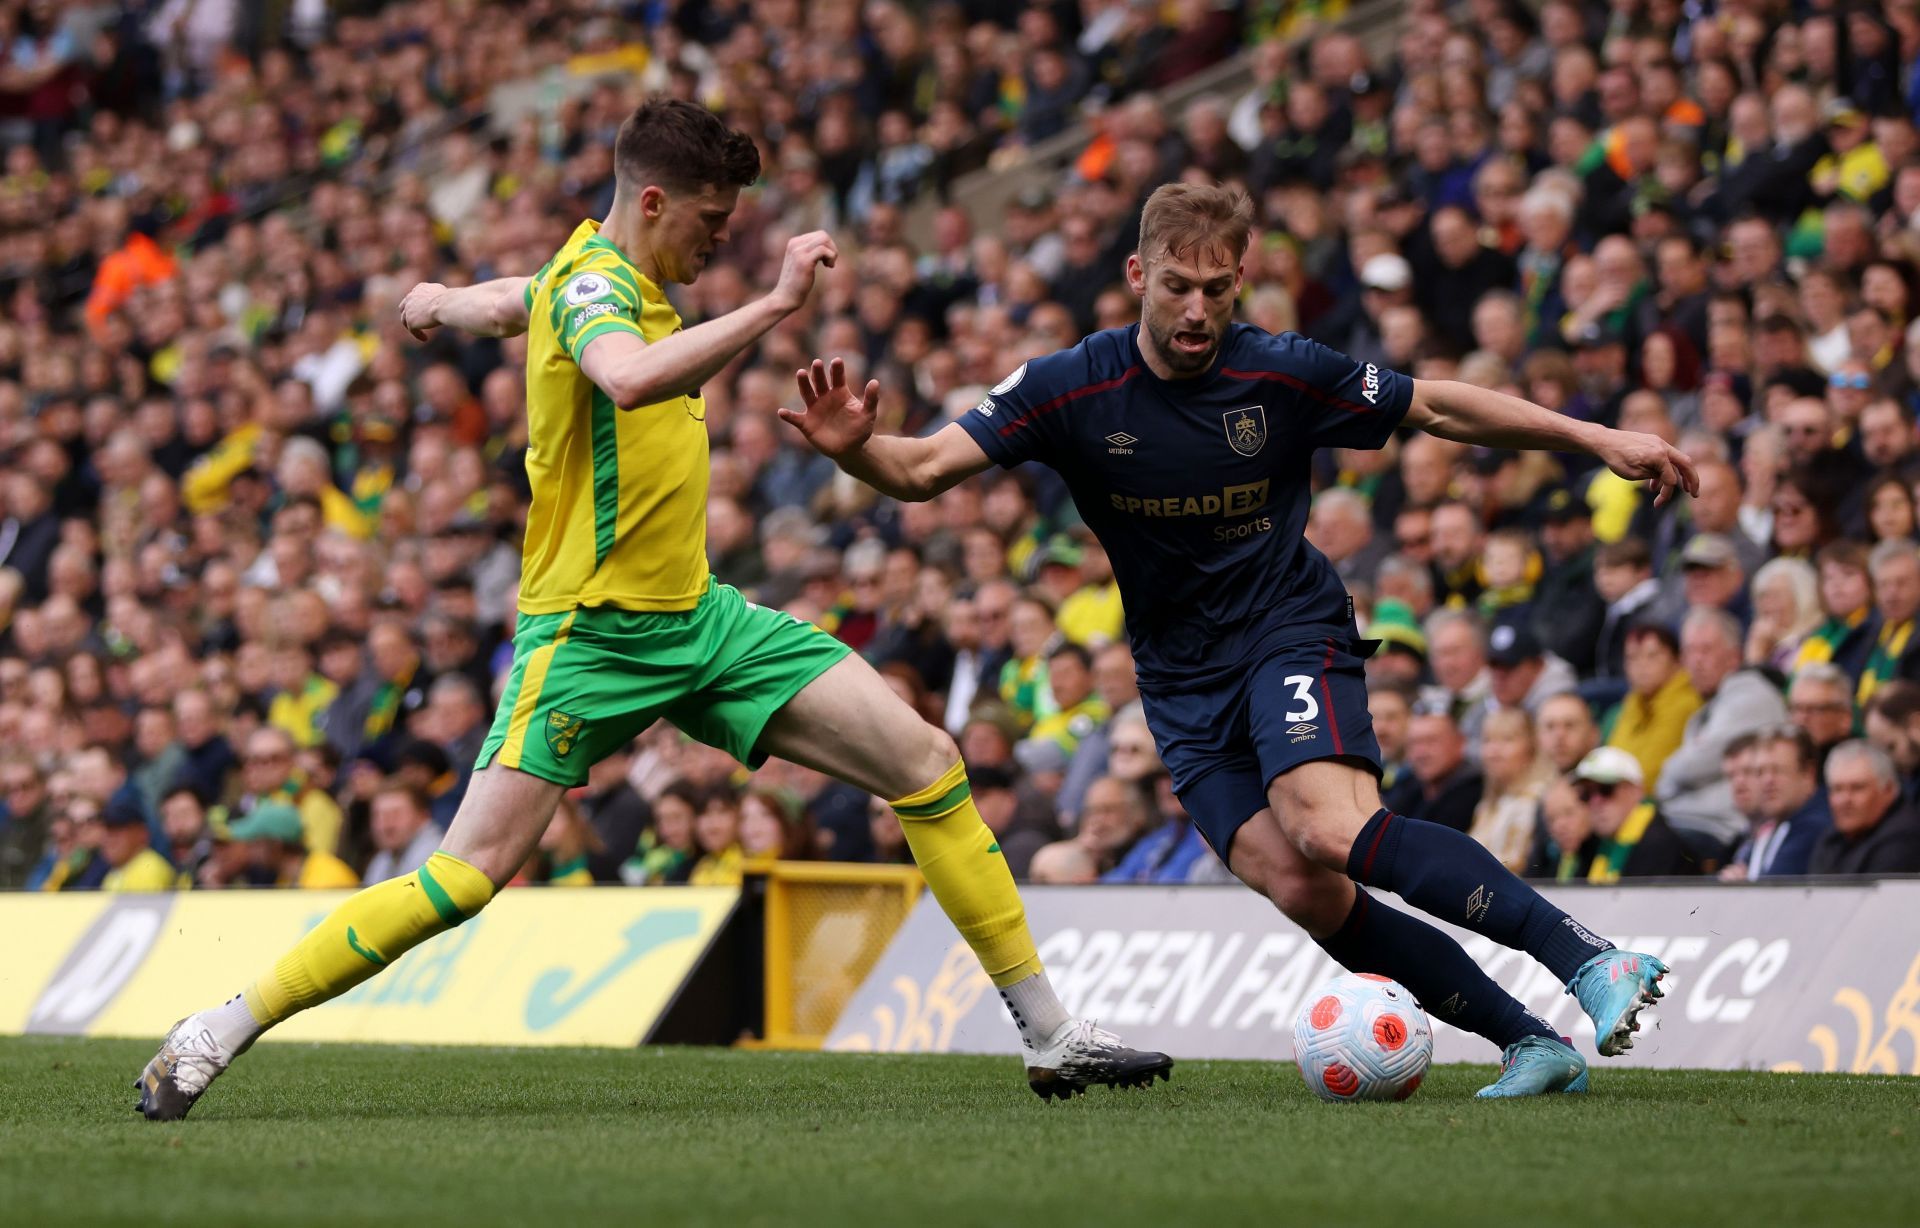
[519,219,709,614]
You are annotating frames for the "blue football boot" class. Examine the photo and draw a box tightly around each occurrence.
[1476,1035,1589,1098]
[1568,950,1669,1057]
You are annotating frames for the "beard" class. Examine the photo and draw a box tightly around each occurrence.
[1144,311,1221,375]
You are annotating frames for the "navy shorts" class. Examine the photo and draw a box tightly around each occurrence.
[1139,636,1382,861]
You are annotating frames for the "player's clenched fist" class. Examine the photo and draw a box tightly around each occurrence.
[399,282,447,340]
[770,231,838,313]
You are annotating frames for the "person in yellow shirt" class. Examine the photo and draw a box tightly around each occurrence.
[142,99,1156,1122]
[226,802,360,889]
[1810,100,1888,205]
[1026,643,1112,753]
[1606,624,1702,791]
[1054,536,1125,648]
[100,800,181,893]
[688,789,745,887]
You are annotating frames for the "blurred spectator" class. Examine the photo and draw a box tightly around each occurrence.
[1658,609,1789,849]
[1787,663,1858,772]
[158,784,217,887]
[99,796,177,892]
[1099,770,1213,884]
[1470,707,1552,874]
[361,783,440,885]
[1745,557,1823,674]
[1025,642,1110,754]
[1864,681,1920,799]
[1424,608,1492,746]
[1485,621,1576,716]
[1047,772,1152,879]
[231,725,346,856]
[1369,680,1414,797]
[1809,740,1920,875]
[1382,701,1482,833]
[578,745,651,883]
[741,789,815,863]
[1536,692,1600,777]
[1568,747,1700,881]
[621,780,698,886]
[1857,539,1920,702]
[1720,727,1831,881]
[1056,642,1140,823]
[689,788,745,888]
[224,802,358,889]
[0,756,50,889]
[1607,623,1701,791]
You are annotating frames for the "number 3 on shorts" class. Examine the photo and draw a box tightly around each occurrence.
[1282,675,1319,723]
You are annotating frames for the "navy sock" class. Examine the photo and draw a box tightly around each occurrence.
[1347,808,1613,983]
[1315,889,1554,1050]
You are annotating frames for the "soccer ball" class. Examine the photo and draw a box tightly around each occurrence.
[1293,973,1433,1102]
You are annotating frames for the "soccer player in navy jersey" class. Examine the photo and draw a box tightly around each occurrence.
[783,184,1694,1096]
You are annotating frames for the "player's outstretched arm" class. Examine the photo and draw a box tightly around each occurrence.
[1405,378,1700,507]
[777,356,993,501]
[579,231,838,410]
[400,276,533,339]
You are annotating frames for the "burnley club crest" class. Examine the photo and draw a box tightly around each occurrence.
[1223,406,1267,457]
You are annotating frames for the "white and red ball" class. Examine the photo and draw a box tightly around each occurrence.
[1292,973,1433,1102]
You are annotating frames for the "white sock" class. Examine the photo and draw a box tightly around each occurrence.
[204,993,265,1054]
[998,972,1071,1053]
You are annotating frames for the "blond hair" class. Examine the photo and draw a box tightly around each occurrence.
[1137,183,1254,265]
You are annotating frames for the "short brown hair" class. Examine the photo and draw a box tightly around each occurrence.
[615,97,761,195]
[1137,183,1254,265]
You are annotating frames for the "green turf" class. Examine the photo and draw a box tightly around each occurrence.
[1,1038,1912,1227]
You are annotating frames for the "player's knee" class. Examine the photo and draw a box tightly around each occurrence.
[1280,802,1366,871]
[908,725,961,792]
[1267,864,1352,936]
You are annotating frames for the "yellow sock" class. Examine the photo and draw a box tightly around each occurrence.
[891,761,1042,988]
[242,852,495,1025]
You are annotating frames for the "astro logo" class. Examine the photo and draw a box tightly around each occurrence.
[1105,432,1137,454]
[1360,363,1383,404]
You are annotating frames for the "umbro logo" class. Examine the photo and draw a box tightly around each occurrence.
[1466,885,1494,924]
[1105,432,1137,454]
[1288,722,1317,743]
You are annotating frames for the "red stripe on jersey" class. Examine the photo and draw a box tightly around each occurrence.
[997,366,1143,437]
[1220,367,1374,417]
[1320,637,1343,755]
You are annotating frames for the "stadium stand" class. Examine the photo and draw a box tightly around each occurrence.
[5,0,1920,899]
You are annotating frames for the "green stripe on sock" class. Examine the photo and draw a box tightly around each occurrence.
[416,862,467,925]
[893,779,973,820]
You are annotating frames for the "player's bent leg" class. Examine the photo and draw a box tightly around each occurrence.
[755,655,1170,1098]
[135,766,561,1120]
[1268,759,1666,1056]
[1228,808,1570,1087]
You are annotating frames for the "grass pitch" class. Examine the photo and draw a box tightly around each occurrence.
[1,1038,1912,1227]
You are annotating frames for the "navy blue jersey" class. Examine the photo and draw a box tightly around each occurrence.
[957,322,1413,688]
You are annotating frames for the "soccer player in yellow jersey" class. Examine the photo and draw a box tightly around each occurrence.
[136,99,1167,1120]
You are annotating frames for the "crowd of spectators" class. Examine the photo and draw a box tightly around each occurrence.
[7,0,1920,899]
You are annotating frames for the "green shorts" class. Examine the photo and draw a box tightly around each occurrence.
[477,578,852,787]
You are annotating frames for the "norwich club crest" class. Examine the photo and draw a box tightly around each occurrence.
[545,711,586,758]
[1223,405,1267,457]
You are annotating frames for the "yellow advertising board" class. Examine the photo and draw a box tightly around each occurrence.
[4,888,737,1048]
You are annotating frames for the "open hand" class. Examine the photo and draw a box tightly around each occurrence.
[1601,429,1699,508]
[777,357,879,459]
